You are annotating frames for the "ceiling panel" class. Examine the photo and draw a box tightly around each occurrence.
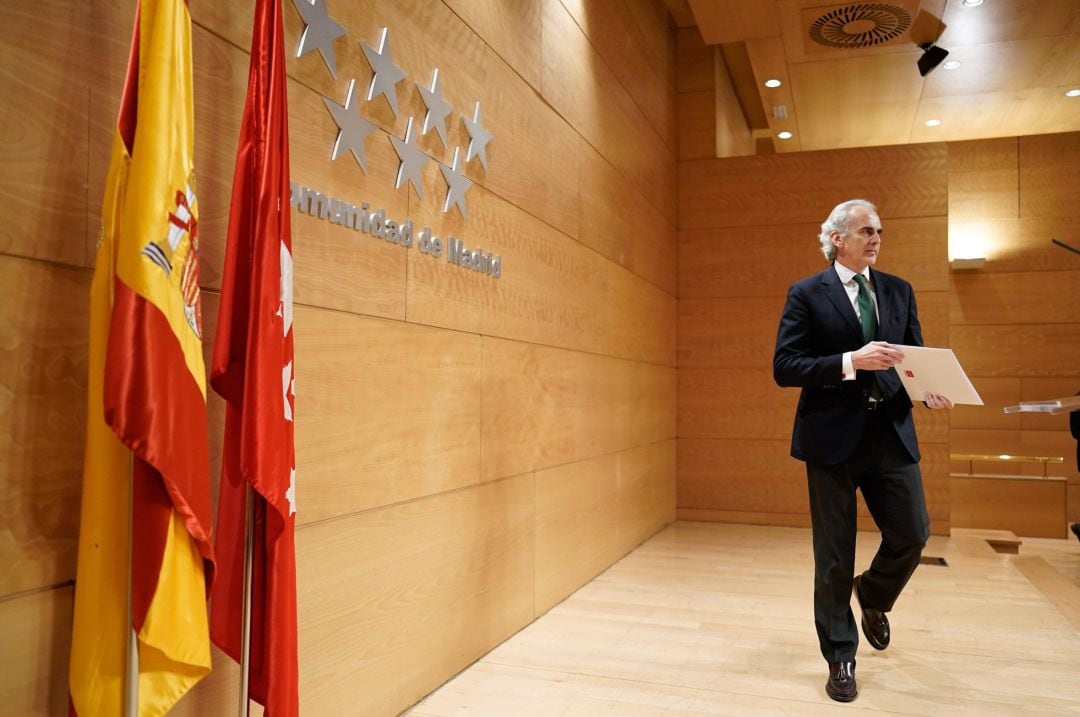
[922,36,1080,98]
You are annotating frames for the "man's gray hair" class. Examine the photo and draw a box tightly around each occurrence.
[818,198,878,261]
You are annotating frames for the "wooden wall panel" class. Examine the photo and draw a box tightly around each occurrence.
[442,0,543,91]
[679,368,797,441]
[947,137,1019,220]
[407,181,676,365]
[951,476,1066,538]
[617,439,678,552]
[677,438,806,515]
[293,307,481,525]
[951,271,1080,325]
[559,0,678,152]
[952,324,1080,377]
[0,0,91,268]
[676,26,713,93]
[0,258,88,598]
[542,0,676,215]
[0,587,71,716]
[295,475,534,716]
[678,295,783,369]
[679,143,948,230]
[679,218,948,300]
[678,90,717,160]
[535,453,620,614]
[578,136,678,295]
[946,217,1080,272]
[481,338,675,482]
[1019,132,1080,218]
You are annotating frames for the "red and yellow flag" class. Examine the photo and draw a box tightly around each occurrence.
[69,0,215,715]
[209,0,298,714]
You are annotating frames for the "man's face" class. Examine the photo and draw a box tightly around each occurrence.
[832,206,882,272]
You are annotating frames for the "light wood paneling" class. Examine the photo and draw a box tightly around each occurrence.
[713,49,755,158]
[535,452,620,614]
[0,0,91,267]
[951,271,1080,325]
[952,323,1080,377]
[679,143,948,230]
[295,474,534,716]
[481,337,675,483]
[677,295,783,369]
[677,89,716,160]
[541,0,676,216]
[952,476,1066,538]
[0,258,88,598]
[1020,132,1080,219]
[407,179,676,365]
[951,377,1023,431]
[947,138,1019,221]
[1,586,72,716]
[578,137,677,295]
[679,217,947,300]
[560,0,677,152]
[946,217,1080,272]
[616,440,678,553]
[677,438,806,515]
[442,0,543,91]
[689,0,779,44]
[294,307,481,524]
[679,368,796,441]
[676,26,713,93]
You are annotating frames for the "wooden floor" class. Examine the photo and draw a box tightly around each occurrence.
[407,522,1080,716]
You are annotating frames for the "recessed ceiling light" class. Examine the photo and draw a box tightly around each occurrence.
[777,131,793,139]
[1067,89,1080,97]
[764,78,782,88]
[961,0,983,7]
[925,119,942,127]
[943,60,961,70]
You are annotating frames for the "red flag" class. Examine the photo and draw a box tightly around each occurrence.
[208,0,298,714]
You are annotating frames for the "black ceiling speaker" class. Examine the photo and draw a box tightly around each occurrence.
[917,43,949,76]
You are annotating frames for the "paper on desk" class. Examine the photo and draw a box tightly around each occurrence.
[892,345,983,405]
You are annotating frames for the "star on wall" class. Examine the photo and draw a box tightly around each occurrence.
[462,101,493,172]
[291,0,347,78]
[417,68,452,147]
[440,147,473,219]
[390,117,429,199]
[361,27,407,116]
[322,79,378,173]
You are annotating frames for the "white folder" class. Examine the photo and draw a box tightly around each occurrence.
[892,345,983,405]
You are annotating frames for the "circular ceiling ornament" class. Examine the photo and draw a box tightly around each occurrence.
[808,3,912,49]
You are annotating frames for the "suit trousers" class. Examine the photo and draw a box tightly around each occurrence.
[805,408,931,663]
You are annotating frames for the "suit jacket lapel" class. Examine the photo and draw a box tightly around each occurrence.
[821,267,864,341]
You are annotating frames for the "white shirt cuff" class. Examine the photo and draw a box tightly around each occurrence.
[842,351,855,381]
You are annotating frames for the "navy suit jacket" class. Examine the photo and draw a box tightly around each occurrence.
[773,265,923,466]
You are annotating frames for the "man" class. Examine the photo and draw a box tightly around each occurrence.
[773,199,953,702]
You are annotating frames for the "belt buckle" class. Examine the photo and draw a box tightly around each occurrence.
[866,397,880,411]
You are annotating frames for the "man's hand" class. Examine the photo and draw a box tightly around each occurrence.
[924,392,954,410]
[851,341,905,371]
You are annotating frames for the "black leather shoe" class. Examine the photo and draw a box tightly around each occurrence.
[854,575,890,650]
[1071,522,1080,543]
[826,660,858,702]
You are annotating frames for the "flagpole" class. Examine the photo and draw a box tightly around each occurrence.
[125,454,138,717]
[238,483,254,717]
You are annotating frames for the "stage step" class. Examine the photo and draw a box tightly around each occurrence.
[952,528,1023,555]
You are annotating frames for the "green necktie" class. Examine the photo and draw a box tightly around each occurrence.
[852,274,877,342]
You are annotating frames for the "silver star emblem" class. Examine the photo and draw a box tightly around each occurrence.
[440,147,473,219]
[390,117,429,199]
[322,79,378,172]
[462,101,493,172]
[291,0,347,78]
[417,68,452,147]
[361,27,407,116]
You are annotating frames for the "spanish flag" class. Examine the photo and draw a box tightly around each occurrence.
[69,0,215,715]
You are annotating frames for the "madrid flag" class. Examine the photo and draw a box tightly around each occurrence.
[69,0,215,715]
[208,0,299,714]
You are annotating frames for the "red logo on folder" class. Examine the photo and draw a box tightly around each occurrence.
[905,370,915,378]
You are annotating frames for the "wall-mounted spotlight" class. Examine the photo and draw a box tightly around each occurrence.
[917,43,949,76]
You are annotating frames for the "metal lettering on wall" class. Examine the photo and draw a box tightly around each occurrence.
[289,0,501,278]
